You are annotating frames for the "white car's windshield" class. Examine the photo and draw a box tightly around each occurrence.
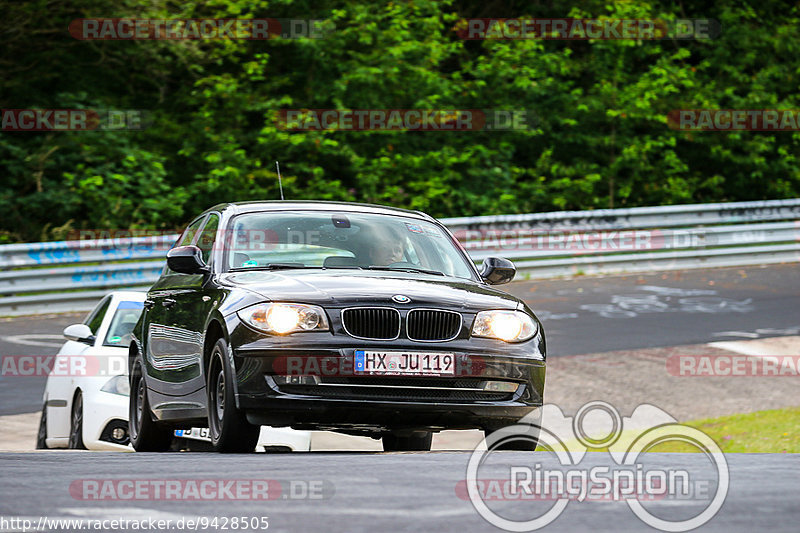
[224,211,475,280]
[103,301,143,347]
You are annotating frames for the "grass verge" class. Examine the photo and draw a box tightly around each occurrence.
[540,406,800,453]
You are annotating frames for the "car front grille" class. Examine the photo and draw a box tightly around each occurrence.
[406,309,462,341]
[341,308,401,340]
[276,377,518,402]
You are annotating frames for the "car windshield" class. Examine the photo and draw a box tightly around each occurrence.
[225,211,476,280]
[103,301,144,347]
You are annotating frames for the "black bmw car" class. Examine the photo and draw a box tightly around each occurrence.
[129,201,545,452]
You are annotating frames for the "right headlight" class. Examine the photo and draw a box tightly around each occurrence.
[237,303,330,335]
[471,310,538,343]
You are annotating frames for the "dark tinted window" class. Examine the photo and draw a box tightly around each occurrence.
[179,216,206,246]
[197,214,220,264]
[164,216,207,275]
[83,296,111,336]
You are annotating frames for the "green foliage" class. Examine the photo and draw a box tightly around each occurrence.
[2,0,800,241]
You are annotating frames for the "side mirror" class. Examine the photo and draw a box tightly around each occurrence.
[63,324,95,345]
[480,257,516,285]
[167,245,208,275]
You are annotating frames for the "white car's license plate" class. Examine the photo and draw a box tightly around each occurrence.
[174,427,210,441]
[354,350,455,376]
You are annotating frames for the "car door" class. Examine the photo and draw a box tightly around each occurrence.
[164,212,221,401]
[144,216,207,398]
[145,213,222,408]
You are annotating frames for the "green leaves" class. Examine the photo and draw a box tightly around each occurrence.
[2,0,800,242]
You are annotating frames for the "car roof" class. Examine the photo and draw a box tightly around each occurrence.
[200,201,436,222]
[107,290,147,302]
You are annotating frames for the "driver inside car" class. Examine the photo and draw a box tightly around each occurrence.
[368,237,405,266]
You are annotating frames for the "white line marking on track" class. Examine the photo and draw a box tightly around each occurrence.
[711,331,761,338]
[1,334,64,347]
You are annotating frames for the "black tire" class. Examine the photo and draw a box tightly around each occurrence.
[129,358,173,452]
[36,403,48,449]
[68,392,87,449]
[382,431,433,452]
[207,338,260,453]
[484,426,539,451]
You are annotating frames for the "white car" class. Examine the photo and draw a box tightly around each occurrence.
[37,290,311,452]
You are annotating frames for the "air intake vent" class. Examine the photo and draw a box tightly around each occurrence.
[341,308,401,340]
[406,309,462,341]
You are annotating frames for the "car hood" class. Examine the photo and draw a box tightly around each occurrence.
[219,270,520,311]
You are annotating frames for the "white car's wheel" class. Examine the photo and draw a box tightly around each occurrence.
[68,392,87,449]
[36,404,48,449]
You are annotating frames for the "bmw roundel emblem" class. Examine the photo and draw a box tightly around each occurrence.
[392,294,411,304]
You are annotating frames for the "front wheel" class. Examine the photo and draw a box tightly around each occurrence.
[129,359,173,452]
[36,403,48,449]
[382,431,433,452]
[207,338,260,453]
[68,392,87,449]
[484,426,539,451]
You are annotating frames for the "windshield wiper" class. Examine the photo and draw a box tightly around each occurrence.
[365,266,445,276]
[230,264,445,276]
[230,263,321,271]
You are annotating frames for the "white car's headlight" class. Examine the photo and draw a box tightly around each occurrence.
[101,375,130,396]
[471,310,538,342]
[237,303,330,335]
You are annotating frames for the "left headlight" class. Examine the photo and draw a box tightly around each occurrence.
[237,303,330,335]
[100,375,130,396]
[471,310,538,343]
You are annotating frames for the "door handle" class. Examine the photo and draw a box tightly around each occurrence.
[143,300,155,310]
[162,298,177,308]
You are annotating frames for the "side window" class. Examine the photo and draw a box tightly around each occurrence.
[83,296,111,336]
[179,216,206,247]
[196,214,220,265]
[164,216,207,275]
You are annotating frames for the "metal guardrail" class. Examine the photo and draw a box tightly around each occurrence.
[0,234,177,268]
[444,198,800,230]
[0,199,798,316]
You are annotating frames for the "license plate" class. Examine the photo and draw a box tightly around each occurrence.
[174,427,210,441]
[354,350,455,376]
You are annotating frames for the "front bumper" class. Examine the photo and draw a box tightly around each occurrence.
[230,322,546,433]
[82,388,133,451]
[242,394,542,434]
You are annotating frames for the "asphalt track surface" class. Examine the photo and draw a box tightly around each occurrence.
[0,451,797,532]
[507,263,800,357]
[1,264,798,416]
